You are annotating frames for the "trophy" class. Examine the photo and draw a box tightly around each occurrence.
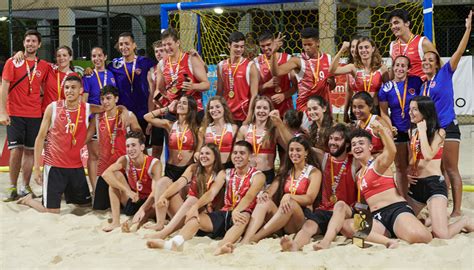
[352,202,372,248]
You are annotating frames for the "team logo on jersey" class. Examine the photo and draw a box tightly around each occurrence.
[113,58,124,69]
[382,81,393,92]
[135,68,142,75]
[430,81,436,88]
[409,88,416,95]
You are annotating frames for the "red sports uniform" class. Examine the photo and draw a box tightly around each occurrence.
[244,124,276,155]
[318,154,357,211]
[295,53,332,111]
[96,111,129,175]
[349,68,383,94]
[2,57,49,117]
[254,53,293,115]
[168,122,195,151]
[42,67,80,112]
[218,57,254,122]
[204,123,235,153]
[390,35,426,80]
[283,164,315,195]
[43,101,91,168]
[125,155,158,200]
[358,162,396,200]
[159,52,203,110]
[221,167,260,212]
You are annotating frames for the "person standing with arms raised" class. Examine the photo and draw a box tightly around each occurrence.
[0,30,50,200]
[217,31,259,126]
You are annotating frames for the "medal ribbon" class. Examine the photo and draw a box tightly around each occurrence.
[25,57,38,94]
[227,57,242,92]
[330,156,348,196]
[231,167,250,208]
[289,164,308,195]
[410,130,420,168]
[177,124,188,158]
[398,34,415,56]
[206,174,215,191]
[131,155,147,194]
[104,109,119,153]
[361,114,372,129]
[64,101,81,146]
[252,125,264,155]
[393,79,408,118]
[363,71,374,92]
[213,124,227,151]
[57,70,72,101]
[123,56,137,91]
[168,52,182,85]
[309,53,321,89]
[94,69,108,89]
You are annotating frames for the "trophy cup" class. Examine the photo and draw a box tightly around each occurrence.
[352,202,372,248]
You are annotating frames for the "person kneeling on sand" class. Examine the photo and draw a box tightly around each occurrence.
[101,130,162,232]
[146,141,265,255]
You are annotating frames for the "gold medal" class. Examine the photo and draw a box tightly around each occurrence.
[171,87,178,94]
[401,112,405,119]
[275,86,282,93]
[177,153,183,161]
[72,138,77,146]
[330,194,337,203]
[228,90,235,98]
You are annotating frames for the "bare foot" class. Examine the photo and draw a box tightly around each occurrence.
[313,240,330,251]
[461,216,474,233]
[103,222,121,232]
[450,211,462,218]
[214,242,234,256]
[121,221,131,233]
[17,193,33,205]
[385,239,399,249]
[280,236,298,252]
[143,223,164,231]
[147,239,166,249]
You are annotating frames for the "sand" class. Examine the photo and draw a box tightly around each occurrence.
[0,179,473,269]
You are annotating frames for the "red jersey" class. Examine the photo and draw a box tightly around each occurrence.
[283,164,315,195]
[218,57,253,121]
[318,154,357,211]
[358,162,396,200]
[410,129,443,160]
[159,52,203,110]
[254,53,293,115]
[295,53,332,111]
[42,67,80,112]
[204,123,235,153]
[222,167,260,212]
[390,35,426,80]
[125,155,158,200]
[169,122,195,151]
[96,111,130,175]
[2,57,49,117]
[43,101,91,168]
[350,68,383,94]
[358,115,384,154]
[244,124,276,155]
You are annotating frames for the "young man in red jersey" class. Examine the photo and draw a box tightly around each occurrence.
[18,76,95,213]
[0,30,50,200]
[217,31,259,126]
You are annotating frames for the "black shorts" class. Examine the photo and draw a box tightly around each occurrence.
[444,120,461,141]
[262,168,275,185]
[137,118,151,147]
[394,131,409,143]
[372,201,414,238]
[164,163,188,182]
[122,198,146,216]
[207,210,234,238]
[42,166,91,209]
[7,116,42,149]
[408,175,448,205]
[92,176,110,210]
[304,208,333,234]
[150,126,166,146]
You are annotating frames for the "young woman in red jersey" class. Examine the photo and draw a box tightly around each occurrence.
[144,95,200,231]
[330,37,389,108]
[236,95,291,186]
[198,96,238,168]
[350,121,432,244]
[407,96,473,238]
[351,91,391,154]
[144,143,224,240]
[241,136,322,244]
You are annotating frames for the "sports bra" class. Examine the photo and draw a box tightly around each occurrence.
[411,130,444,160]
[169,121,195,151]
[244,123,276,155]
[204,123,235,153]
[358,162,396,200]
[283,164,314,195]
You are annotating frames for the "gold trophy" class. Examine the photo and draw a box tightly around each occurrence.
[352,202,372,248]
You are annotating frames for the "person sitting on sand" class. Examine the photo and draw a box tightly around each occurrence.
[146,141,265,255]
[101,130,162,232]
[144,143,224,240]
[407,96,474,238]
